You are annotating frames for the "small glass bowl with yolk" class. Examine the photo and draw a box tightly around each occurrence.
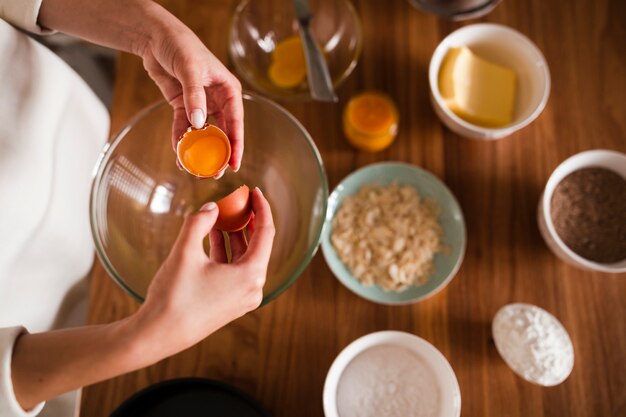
[267,36,329,90]
[268,36,308,89]
[177,124,231,178]
[343,92,399,152]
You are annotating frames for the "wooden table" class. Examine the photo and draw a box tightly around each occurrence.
[80,0,626,415]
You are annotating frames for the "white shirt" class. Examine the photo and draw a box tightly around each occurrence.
[0,1,110,416]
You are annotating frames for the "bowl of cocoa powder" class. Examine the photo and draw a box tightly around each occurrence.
[538,149,626,272]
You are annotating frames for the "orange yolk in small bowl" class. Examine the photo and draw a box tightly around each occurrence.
[268,36,307,89]
[343,92,399,152]
[177,125,231,178]
[268,36,327,89]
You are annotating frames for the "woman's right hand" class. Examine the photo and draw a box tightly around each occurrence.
[133,187,275,359]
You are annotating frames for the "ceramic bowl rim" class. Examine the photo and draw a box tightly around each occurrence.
[540,149,626,272]
[321,161,467,305]
[428,23,551,139]
[322,330,461,417]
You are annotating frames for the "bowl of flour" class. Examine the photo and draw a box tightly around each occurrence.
[492,303,574,386]
[323,331,461,417]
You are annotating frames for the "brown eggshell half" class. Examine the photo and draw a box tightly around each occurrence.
[216,185,252,232]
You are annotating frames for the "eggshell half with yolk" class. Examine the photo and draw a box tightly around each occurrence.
[177,124,231,178]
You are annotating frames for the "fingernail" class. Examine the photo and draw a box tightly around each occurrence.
[254,187,263,195]
[229,158,240,173]
[200,202,217,211]
[190,109,205,129]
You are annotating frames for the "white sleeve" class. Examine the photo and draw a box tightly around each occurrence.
[0,0,54,34]
[0,327,45,417]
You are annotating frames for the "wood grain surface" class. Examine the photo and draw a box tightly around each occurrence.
[80,0,626,416]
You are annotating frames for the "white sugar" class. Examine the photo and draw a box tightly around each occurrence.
[336,345,441,417]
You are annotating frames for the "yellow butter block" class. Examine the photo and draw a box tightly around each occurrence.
[439,46,517,127]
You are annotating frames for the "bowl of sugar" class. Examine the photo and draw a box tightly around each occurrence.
[323,331,461,417]
[429,24,550,139]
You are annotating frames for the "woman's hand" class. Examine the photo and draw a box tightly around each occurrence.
[11,188,274,410]
[10,3,255,410]
[134,187,274,357]
[38,0,245,174]
[140,22,244,175]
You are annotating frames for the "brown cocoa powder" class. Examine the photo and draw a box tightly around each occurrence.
[550,167,626,263]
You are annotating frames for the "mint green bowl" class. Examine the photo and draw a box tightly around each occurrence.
[321,162,466,305]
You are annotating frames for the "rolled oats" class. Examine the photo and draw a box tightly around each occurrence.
[331,183,445,292]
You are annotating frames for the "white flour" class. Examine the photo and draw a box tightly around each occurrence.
[492,303,574,386]
[336,345,440,417]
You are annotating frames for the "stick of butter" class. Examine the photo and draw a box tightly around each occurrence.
[439,46,517,128]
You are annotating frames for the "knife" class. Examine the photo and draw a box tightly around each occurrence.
[293,0,338,102]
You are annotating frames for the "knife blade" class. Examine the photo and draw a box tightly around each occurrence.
[293,0,338,102]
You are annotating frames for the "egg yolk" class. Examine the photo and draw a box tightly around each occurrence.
[269,62,306,89]
[179,133,229,177]
[273,36,306,67]
[268,36,307,89]
[268,36,328,89]
[343,92,399,152]
[346,93,397,134]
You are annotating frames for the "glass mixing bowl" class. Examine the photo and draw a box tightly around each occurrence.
[90,93,328,305]
[229,0,362,101]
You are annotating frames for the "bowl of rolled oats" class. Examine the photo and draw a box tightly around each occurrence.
[321,162,466,304]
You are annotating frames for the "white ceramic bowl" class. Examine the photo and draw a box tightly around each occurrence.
[537,149,626,273]
[323,331,461,417]
[429,24,550,140]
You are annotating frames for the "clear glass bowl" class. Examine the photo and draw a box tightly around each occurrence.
[229,0,362,101]
[90,93,328,305]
